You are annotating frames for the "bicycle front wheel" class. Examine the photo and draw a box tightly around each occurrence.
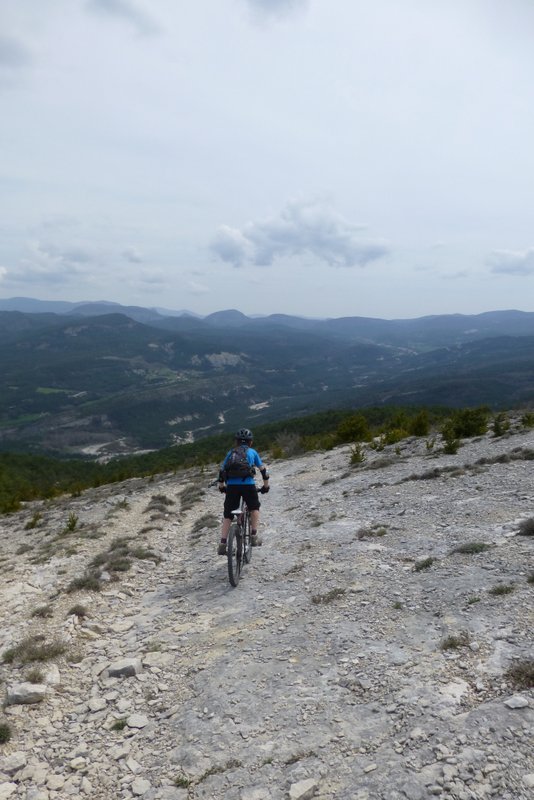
[227,522,242,587]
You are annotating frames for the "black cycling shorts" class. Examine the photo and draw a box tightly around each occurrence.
[223,485,260,519]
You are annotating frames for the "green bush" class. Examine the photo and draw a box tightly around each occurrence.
[349,444,366,465]
[0,722,12,744]
[492,412,510,437]
[388,428,409,445]
[409,409,430,437]
[336,414,371,444]
[449,407,489,438]
[505,659,534,689]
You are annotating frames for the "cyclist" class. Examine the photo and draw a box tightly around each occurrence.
[217,427,269,555]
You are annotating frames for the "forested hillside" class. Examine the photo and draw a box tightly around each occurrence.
[1,304,534,456]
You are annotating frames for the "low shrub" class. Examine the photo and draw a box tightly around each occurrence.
[414,557,436,571]
[25,667,45,684]
[24,512,43,530]
[67,604,88,618]
[492,412,510,437]
[2,635,66,665]
[31,604,54,619]
[66,572,102,593]
[440,631,470,650]
[0,722,12,744]
[505,659,534,689]
[451,542,492,555]
[349,444,366,465]
[518,518,534,537]
[311,587,346,604]
[489,584,515,596]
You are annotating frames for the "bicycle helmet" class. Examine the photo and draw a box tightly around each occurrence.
[235,427,253,442]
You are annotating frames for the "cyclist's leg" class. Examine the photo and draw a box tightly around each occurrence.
[243,486,262,545]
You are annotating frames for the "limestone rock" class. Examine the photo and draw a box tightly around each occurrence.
[1,751,27,775]
[5,682,47,705]
[107,658,143,678]
[127,713,149,728]
[503,695,529,709]
[288,779,319,800]
[132,777,152,796]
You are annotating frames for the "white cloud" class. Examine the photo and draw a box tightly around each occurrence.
[246,0,309,18]
[211,199,389,269]
[488,248,534,276]
[86,0,160,36]
[210,226,253,268]
[0,35,31,69]
[6,242,98,286]
[188,280,210,295]
[138,270,164,285]
[123,246,143,263]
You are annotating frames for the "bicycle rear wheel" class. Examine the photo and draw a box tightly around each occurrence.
[243,511,252,564]
[227,522,242,587]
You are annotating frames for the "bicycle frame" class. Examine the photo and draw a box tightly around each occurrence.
[227,498,251,586]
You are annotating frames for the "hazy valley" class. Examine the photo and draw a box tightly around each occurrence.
[1,300,534,458]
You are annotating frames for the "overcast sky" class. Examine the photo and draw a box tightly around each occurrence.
[1,0,534,318]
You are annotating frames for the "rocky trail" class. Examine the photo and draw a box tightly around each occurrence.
[0,422,533,799]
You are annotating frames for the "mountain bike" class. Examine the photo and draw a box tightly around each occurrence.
[227,497,252,587]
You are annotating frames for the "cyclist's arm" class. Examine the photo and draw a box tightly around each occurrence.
[255,453,270,491]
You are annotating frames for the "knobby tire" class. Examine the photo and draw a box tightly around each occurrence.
[227,522,242,587]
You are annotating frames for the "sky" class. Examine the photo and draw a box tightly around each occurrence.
[1,0,534,319]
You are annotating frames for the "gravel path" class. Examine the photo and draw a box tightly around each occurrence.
[0,422,533,799]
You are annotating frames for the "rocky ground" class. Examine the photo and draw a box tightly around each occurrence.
[0,419,533,800]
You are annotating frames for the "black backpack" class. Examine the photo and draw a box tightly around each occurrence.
[224,445,255,480]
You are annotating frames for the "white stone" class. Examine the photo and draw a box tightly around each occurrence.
[43,664,61,686]
[87,697,107,712]
[523,774,534,789]
[142,651,174,667]
[46,774,65,791]
[25,790,49,800]
[132,777,152,796]
[5,682,47,705]
[2,751,27,775]
[127,713,149,728]
[240,788,272,800]
[69,757,87,770]
[80,777,93,794]
[503,695,529,709]
[289,779,319,800]
[0,783,17,800]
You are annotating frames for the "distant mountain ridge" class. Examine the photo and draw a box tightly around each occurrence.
[2,297,534,347]
[0,298,533,457]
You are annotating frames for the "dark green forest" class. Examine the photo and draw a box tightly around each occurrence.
[1,404,520,514]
